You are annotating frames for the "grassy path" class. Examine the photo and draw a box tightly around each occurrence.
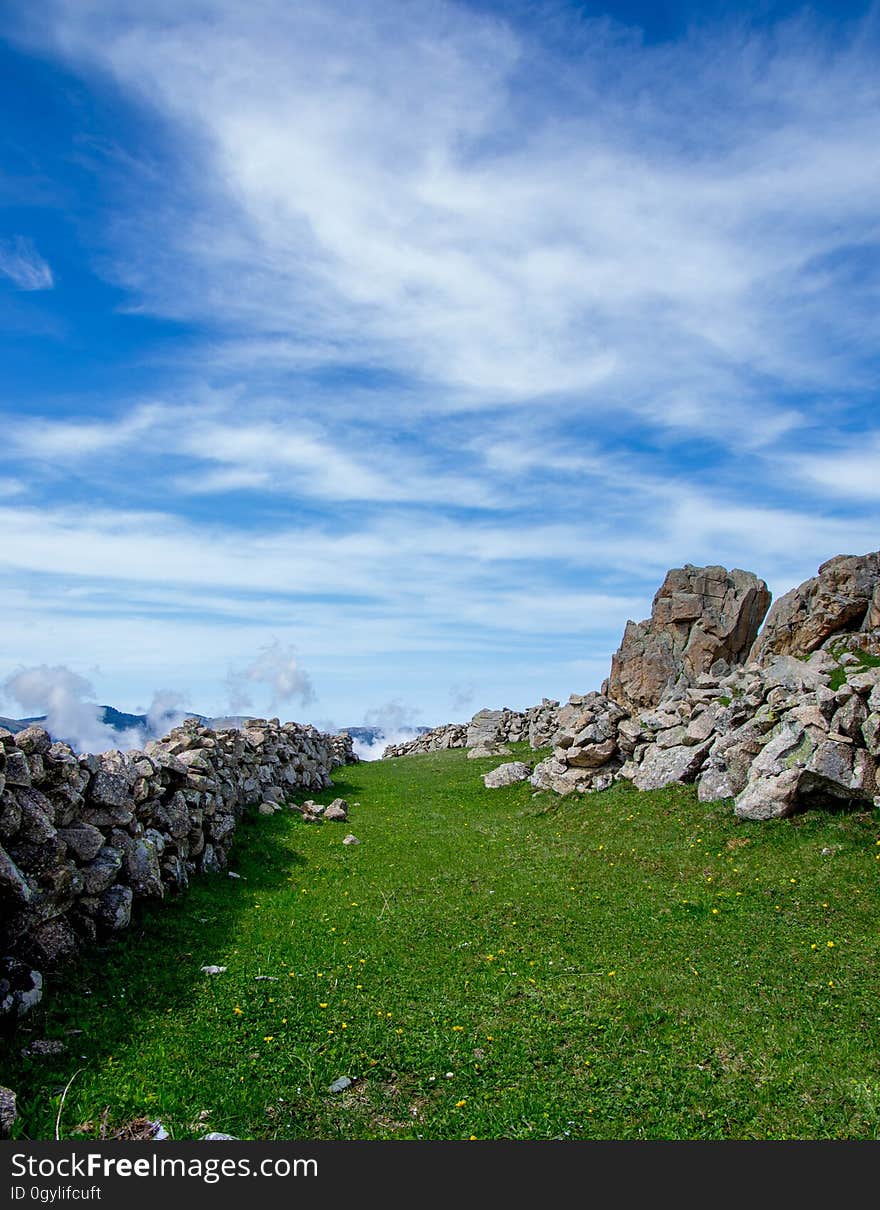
[3,745,879,1139]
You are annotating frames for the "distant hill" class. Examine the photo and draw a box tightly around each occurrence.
[0,714,47,735]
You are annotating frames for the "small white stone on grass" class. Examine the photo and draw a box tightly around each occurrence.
[200,965,227,975]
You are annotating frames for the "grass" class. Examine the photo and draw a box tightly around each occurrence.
[828,647,880,691]
[3,742,879,1140]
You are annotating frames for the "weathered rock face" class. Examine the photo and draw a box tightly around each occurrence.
[750,551,880,664]
[607,565,771,710]
[0,716,351,1025]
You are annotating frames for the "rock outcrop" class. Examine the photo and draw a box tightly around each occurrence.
[529,650,879,818]
[0,716,351,1025]
[606,565,771,710]
[391,553,879,827]
[750,551,880,664]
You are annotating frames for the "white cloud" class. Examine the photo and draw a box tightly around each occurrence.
[790,434,880,501]
[224,639,315,715]
[12,0,880,438]
[1,664,139,753]
[0,237,54,290]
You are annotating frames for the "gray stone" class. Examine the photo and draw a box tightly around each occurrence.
[862,714,880,757]
[466,709,505,749]
[762,656,830,692]
[467,743,512,759]
[848,668,880,694]
[94,886,133,933]
[564,738,618,768]
[201,843,226,873]
[329,1076,352,1093]
[80,846,123,895]
[0,958,43,1020]
[121,836,164,898]
[685,710,718,744]
[734,767,802,820]
[57,823,104,862]
[482,761,531,788]
[632,741,712,791]
[21,1038,67,1058]
[88,771,131,808]
[0,1086,16,1138]
[14,726,52,756]
[0,844,32,907]
[27,917,79,967]
[529,757,582,796]
[831,695,867,740]
[5,750,31,787]
[323,799,348,821]
[342,834,360,845]
[655,725,689,749]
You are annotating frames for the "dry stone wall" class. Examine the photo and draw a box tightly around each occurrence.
[529,651,880,816]
[383,699,565,759]
[0,716,348,1026]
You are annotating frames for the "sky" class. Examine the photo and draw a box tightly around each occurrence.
[1,0,879,740]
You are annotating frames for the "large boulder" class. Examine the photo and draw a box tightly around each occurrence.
[483,762,531,788]
[734,719,876,820]
[607,565,771,710]
[750,551,880,664]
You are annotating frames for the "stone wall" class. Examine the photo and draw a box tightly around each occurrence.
[529,651,880,818]
[382,699,566,759]
[0,716,348,1025]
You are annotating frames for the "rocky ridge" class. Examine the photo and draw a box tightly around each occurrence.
[385,552,880,824]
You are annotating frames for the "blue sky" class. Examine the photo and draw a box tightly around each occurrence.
[1,0,879,732]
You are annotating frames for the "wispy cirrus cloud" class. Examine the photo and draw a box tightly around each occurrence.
[15,0,880,433]
[0,236,54,290]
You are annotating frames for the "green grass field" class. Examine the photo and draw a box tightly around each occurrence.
[3,744,879,1140]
